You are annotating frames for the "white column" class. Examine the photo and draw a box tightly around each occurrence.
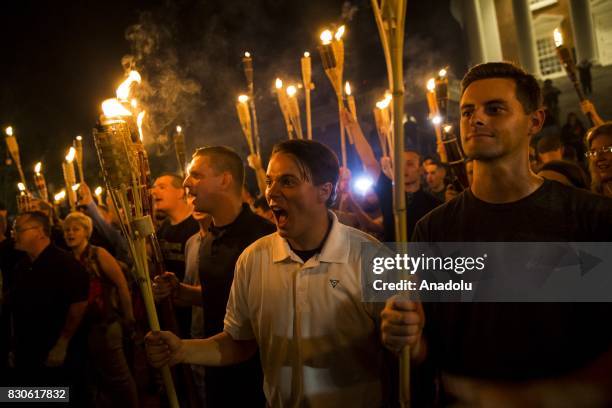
[568,0,597,63]
[451,0,503,65]
[511,0,541,76]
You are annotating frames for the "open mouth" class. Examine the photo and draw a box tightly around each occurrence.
[270,206,289,228]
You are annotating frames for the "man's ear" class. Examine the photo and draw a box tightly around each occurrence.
[528,108,546,137]
[219,171,233,192]
[318,182,333,205]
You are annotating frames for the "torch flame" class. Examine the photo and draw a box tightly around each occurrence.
[439,68,447,78]
[444,125,453,133]
[335,25,345,41]
[376,98,391,110]
[54,190,66,202]
[176,125,182,133]
[131,99,138,109]
[432,115,442,125]
[5,126,13,136]
[17,182,26,192]
[72,183,80,192]
[34,162,42,174]
[345,81,352,96]
[116,70,141,101]
[553,29,563,47]
[66,147,76,162]
[137,111,146,142]
[95,186,103,197]
[304,51,310,58]
[244,51,251,58]
[238,94,249,103]
[320,30,333,45]
[286,86,297,97]
[427,78,436,91]
[275,78,283,89]
[102,98,133,117]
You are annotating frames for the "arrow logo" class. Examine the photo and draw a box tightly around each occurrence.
[329,279,339,288]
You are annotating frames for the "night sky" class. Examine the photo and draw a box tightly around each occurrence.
[0,0,466,207]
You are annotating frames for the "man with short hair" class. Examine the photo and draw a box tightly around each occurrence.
[146,140,389,407]
[423,160,448,202]
[536,132,564,164]
[8,212,89,395]
[381,62,612,405]
[152,146,273,407]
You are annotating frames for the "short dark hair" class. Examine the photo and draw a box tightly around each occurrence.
[536,133,562,154]
[461,62,542,114]
[539,160,589,189]
[155,173,184,189]
[271,139,339,207]
[19,211,51,237]
[193,146,245,194]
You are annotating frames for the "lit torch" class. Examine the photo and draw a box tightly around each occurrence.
[94,186,104,204]
[236,95,256,155]
[16,182,32,213]
[286,85,303,140]
[373,95,392,159]
[345,81,357,144]
[318,26,348,167]
[242,52,261,159]
[94,89,179,408]
[301,51,314,140]
[74,135,85,183]
[173,125,186,178]
[553,28,594,126]
[63,147,77,211]
[275,78,294,139]
[33,162,49,202]
[4,126,27,187]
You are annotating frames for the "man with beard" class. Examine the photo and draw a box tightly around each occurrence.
[146,140,389,407]
[152,146,272,407]
[381,62,612,405]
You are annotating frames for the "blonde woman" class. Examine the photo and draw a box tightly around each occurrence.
[586,123,612,198]
[62,212,137,407]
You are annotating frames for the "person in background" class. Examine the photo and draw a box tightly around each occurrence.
[561,112,587,163]
[252,195,275,223]
[62,211,138,407]
[537,160,590,189]
[586,122,612,198]
[424,160,448,202]
[536,133,564,164]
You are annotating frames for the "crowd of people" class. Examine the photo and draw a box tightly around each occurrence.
[1,61,612,407]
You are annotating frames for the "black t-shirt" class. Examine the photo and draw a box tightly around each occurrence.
[199,204,275,407]
[10,244,89,367]
[157,214,200,338]
[375,173,442,242]
[413,180,612,382]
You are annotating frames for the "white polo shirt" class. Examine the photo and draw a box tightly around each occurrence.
[224,212,386,407]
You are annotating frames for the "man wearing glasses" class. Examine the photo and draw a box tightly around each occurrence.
[8,211,89,401]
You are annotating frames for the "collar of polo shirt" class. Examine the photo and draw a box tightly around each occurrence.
[272,211,349,265]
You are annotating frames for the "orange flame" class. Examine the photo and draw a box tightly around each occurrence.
[116,70,141,101]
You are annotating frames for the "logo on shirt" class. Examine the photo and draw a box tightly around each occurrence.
[329,279,340,288]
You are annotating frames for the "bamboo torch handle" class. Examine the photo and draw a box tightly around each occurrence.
[400,346,411,408]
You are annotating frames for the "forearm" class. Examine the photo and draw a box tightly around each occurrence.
[180,331,257,366]
[58,301,88,343]
[174,283,203,307]
[348,200,383,233]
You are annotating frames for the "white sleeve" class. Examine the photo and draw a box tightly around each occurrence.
[223,252,255,340]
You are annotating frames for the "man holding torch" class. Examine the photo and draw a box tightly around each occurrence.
[381,62,612,405]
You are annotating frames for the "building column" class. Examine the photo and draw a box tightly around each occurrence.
[568,0,597,63]
[511,0,541,76]
[451,0,503,66]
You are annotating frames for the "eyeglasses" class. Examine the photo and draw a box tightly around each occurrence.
[585,145,612,159]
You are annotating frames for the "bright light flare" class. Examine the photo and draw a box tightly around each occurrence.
[94,186,103,197]
[102,98,132,117]
[54,190,66,202]
[17,182,26,192]
[286,85,297,97]
[353,176,373,195]
[34,162,42,174]
[553,28,563,47]
[427,78,436,91]
[376,98,391,110]
[432,115,442,125]
[116,70,141,101]
[137,111,146,142]
[76,135,82,141]
[335,25,345,41]
[304,51,310,58]
[238,94,249,103]
[5,126,13,136]
[275,78,283,89]
[439,68,447,78]
[345,81,352,96]
[320,30,333,45]
[72,183,80,192]
[131,99,138,109]
[244,51,251,58]
[66,147,76,162]
[176,125,182,133]
[444,125,453,133]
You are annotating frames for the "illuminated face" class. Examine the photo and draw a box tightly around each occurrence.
[424,163,446,191]
[183,155,224,214]
[151,175,186,214]
[265,153,330,242]
[590,133,612,183]
[403,151,422,193]
[63,221,89,249]
[12,216,43,252]
[460,78,534,161]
